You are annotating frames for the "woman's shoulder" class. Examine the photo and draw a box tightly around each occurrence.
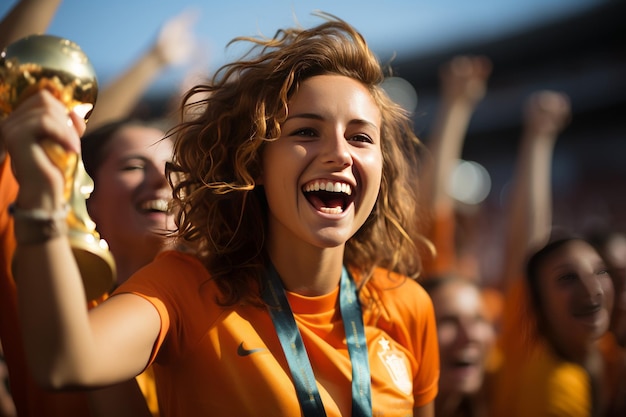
[364,267,431,303]
[526,341,589,390]
[121,250,212,295]
[145,249,206,273]
[360,267,434,324]
[491,341,590,417]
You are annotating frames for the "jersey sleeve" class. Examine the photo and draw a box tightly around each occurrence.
[112,251,216,367]
[544,363,590,417]
[364,270,440,407]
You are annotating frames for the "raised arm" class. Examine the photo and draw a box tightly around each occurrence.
[0,0,62,50]
[500,90,571,290]
[424,55,492,213]
[420,55,491,277]
[86,9,198,130]
[0,90,160,389]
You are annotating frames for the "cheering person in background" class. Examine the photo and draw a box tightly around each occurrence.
[1,2,200,415]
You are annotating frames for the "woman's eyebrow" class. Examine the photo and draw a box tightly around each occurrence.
[285,113,378,130]
[285,113,324,122]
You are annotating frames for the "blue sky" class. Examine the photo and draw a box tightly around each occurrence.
[1,0,604,94]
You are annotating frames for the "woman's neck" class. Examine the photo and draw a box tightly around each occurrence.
[110,237,168,286]
[548,333,597,365]
[267,240,345,296]
[435,391,475,417]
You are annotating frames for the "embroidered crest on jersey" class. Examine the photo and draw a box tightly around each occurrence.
[376,337,412,395]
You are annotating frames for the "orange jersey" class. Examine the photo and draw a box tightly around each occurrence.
[116,251,440,416]
[489,278,592,417]
[490,338,591,417]
[598,332,626,414]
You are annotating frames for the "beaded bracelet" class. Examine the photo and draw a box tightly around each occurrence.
[8,203,69,245]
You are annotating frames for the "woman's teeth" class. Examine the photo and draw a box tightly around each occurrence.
[320,206,343,214]
[139,199,169,213]
[303,180,352,195]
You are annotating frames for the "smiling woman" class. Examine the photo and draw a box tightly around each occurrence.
[526,237,613,357]
[81,119,176,286]
[491,236,615,417]
[3,14,438,417]
[422,276,495,417]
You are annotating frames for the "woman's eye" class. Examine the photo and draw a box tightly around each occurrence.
[349,133,373,144]
[291,128,317,137]
[120,158,147,171]
[558,273,578,282]
[122,164,144,172]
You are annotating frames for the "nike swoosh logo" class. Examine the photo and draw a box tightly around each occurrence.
[237,342,268,356]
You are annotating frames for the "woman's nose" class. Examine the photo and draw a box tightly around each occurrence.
[580,274,604,299]
[456,322,471,344]
[321,131,352,168]
[456,317,492,347]
[147,164,169,188]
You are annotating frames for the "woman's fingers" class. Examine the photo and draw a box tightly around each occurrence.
[0,89,83,210]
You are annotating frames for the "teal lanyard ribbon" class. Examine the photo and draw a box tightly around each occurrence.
[262,264,372,417]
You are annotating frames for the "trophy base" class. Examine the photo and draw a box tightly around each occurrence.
[69,232,116,302]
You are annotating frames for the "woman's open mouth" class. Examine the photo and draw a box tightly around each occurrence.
[137,198,170,215]
[303,179,354,215]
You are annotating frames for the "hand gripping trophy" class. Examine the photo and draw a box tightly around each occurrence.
[0,34,116,300]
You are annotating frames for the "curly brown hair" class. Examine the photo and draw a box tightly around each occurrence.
[167,14,430,304]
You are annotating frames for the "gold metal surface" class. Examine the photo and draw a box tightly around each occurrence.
[0,34,116,301]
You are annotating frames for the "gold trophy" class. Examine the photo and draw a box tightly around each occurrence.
[0,34,116,301]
